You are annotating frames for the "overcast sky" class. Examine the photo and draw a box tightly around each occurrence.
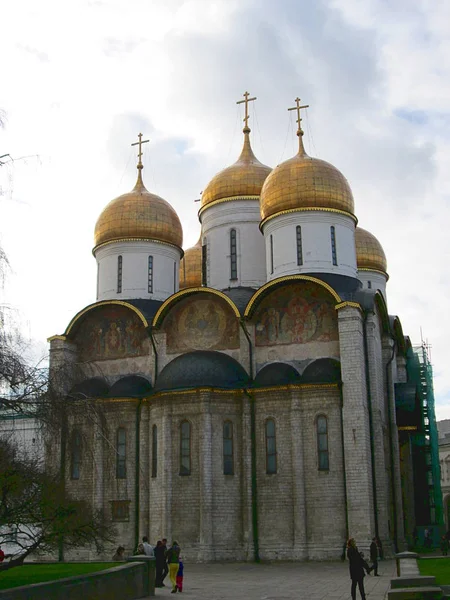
[1,0,450,418]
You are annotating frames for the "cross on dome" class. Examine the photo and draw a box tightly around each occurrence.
[131,132,149,169]
[288,97,309,153]
[237,91,257,132]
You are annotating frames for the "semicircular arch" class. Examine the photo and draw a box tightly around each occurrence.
[65,300,149,336]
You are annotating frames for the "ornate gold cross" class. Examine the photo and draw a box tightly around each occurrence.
[288,97,309,136]
[131,133,150,167]
[237,91,257,130]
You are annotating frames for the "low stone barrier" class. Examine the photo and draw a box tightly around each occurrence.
[388,551,442,600]
[0,558,155,600]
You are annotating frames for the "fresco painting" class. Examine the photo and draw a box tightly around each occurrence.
[75,306,150,361]
[254,283,338,346]
[163,295,239,353]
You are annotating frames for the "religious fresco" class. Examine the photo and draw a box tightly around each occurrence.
[253,283,338,347]
[74,305,150,361]
[162,295,239,353]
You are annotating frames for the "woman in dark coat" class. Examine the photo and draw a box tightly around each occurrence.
[347,538,370,600]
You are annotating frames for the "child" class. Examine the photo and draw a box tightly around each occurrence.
[176,559,184,593]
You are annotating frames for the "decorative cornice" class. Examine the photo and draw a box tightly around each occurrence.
[47,334,67,342]
[252,383,339,393]
[93,237,183,257]
[244,274,341,318]
[260,206,358,231]
[357,267,390,281]
[335,301,362,312]
[398,426,418,431]
[65,300,149,336]
[198,195,260,219]
[148,387,244,399]
[153,286,241,327]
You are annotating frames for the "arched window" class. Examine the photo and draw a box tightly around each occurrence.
[317,415,329,470]
[117,255,123,293]
[368,280,372,289]
[330,226,338,266]
[265,418,277,474]
[152,424,157,478]
[202,242,208,286]
[180,421,191,475]
[223,421,234,475]
[70,429,82,480]
[116,427,126,479]
[148,256,153,294]
[270,235,274,274]
[296,226,303,266]
[230,229,237,280]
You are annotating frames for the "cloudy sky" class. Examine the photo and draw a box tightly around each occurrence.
[1,0,450,418]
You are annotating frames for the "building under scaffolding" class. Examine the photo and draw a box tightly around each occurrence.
[396,342,443,546]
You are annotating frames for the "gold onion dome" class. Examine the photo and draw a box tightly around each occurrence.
[200,127,272,211]
[179,236,202,289]
[355,227,388,274]
[260,108,355,223]
[94,165,183,250]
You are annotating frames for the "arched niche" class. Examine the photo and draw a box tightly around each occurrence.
[254,362,301,387]
[107,375,152,398]
[302,358,342,383]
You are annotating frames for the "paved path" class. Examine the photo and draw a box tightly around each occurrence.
[145,560,396,600]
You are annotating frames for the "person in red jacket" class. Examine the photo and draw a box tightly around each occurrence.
[0,547,5,563]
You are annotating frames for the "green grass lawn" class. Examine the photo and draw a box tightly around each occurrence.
[0,562,117,590]
[418,558,450,585]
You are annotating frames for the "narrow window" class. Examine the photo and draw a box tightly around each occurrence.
[270,235,274,274]
[368,280,372,289]
[265,418,277,474]
[180,421,191,475]
[116,427,126,479]
[330,226,338,266]
[117,255,123,293]
[223,421,234,475]
[296,226,303,266]
[152,424,157,478]
[317,415,329,470]
[230,229,237,280]
[148,256,153,294]
[111,500,130,522]
[70,429,82,480]
[202,243,208,286]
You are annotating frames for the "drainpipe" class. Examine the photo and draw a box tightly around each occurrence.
[385,338,399,552]
[363,310,379,538]
[134,398,143,552]
[338,382,349,541]
[239,319,259,561]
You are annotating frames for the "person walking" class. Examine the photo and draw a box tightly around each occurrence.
[176,559,184,593]
[142,536,154,558]
[161,538,169,585]
[154,540,166,587]
[370,537,379,576]
[347,538,370,600]
[166,540,181,593]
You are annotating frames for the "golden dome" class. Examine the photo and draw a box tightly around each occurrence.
[355,227,388,274]
[200,128,271,211]
[260,135,355,223]
[94,168,183,250]
[179,237,202,289]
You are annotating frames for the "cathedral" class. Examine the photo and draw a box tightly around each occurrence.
[48,95,410,561]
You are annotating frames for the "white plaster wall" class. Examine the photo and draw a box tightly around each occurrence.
[200,200,266,290]
[262,211,357,281]
[357,270,388,305]
[95,241,181,302]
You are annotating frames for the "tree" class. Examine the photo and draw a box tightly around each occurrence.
[0,436,115,570]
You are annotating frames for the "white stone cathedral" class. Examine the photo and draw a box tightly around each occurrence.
[48,97,410,561]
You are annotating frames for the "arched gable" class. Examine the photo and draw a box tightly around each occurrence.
[69,377,110,398]
[302,358,341,383]
[108,375,152,398]
[247,278,340,347]
[155,289,240,354]
[65,302,151,362]
[374,291,390,335]
[390,315,406,356]
[254,362,301,387]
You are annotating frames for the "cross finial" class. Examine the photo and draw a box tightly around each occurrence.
[288,98,309,152]
[131,133,150,169]
[237,91,257,132]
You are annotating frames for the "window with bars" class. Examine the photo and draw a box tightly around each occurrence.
[330,226,338,266]
[117,256,123,293]
[180,421,191,475]
[317,415,329,470]
[265,418,277,474]
[148,256,153,294]
[223,421,234,475]
[70,429,82,480]
[230,229,237,280]
[116,427,126,479]
[270,235,274,274]
[202,243,208,286]
[152,424,157,478]
[296,226,303,266]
